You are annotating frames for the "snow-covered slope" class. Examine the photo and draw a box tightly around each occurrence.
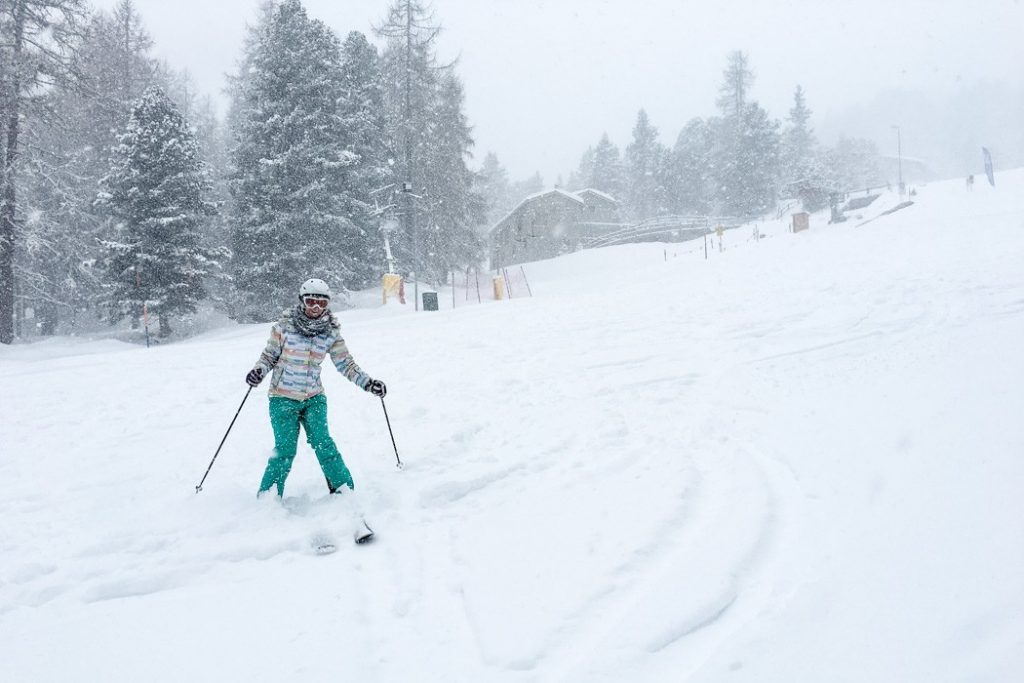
[2,173,1022,682]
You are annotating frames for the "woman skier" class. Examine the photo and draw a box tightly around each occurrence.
[246,278,386,499]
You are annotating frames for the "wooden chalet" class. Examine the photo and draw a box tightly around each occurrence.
[489,188,624,269]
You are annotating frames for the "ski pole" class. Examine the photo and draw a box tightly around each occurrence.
[195,386,253,493]
[380,397,403,470]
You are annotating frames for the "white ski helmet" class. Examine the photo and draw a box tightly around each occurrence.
[299,278,331,301]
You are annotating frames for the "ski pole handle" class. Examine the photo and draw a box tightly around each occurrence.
[380,397,403,469]
[196,386,253,493]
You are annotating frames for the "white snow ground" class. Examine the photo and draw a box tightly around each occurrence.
[2,173,1023,682]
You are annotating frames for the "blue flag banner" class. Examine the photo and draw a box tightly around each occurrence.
[982,147,995,186]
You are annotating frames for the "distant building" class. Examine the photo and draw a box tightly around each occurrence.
[879,155,932,187]
[489,188,624,269]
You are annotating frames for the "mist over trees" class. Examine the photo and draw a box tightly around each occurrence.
[1,1,1015,344]
[819,83,1024,179]
[470,51,917,228]
[544,51,889,225]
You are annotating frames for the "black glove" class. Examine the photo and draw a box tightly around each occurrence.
[246,367,265,387]
[366,378,387,397]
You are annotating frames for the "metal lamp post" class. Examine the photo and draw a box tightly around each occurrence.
[402,181,420,311]
[892,125,904,196]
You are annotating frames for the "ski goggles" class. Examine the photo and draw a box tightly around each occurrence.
[302,296,329,309]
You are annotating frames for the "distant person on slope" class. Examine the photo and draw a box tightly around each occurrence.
[246,278,387,498]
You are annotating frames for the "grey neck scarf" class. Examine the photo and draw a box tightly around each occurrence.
[292,304,333,337]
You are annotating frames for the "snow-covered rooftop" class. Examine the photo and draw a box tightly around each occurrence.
[573,187,619,203]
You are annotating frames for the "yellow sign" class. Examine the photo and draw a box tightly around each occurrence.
[382,274,404,303]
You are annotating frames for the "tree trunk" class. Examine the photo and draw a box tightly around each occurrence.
[0,157,15,343]
[0,103,21,344]
[39,302,59,336]
[0,0,27,344]
[158,313,172,338]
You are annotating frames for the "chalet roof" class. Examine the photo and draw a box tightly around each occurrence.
[524,188,586,205]
[574,188,619,204]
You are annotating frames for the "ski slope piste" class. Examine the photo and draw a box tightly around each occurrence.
[1,171,1022,682]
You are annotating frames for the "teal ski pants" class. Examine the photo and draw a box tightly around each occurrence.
[258,394,354,496]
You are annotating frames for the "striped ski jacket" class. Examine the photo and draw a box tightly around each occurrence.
[253,309,371,401]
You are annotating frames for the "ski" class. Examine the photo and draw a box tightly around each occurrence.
[309,520,373,554]
[355,519,375,544]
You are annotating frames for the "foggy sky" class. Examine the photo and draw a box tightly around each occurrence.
[94,0,1024,183]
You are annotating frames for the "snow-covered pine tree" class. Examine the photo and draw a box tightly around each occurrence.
[782,86,815,178]
[825,136,883,192]
[54,1,157,190]
[228,0,366,319]
[667,117,715,215]
[96,86,222,337]
[588,133,625,199]
[711,51,780,217]
[625,109,668,221]
[0,0,87,343]
[726,103,781,216]
[568,148,595,193]
[418,73,483,280]
[17,113,102,336]
[376,0,438,278]
[337,30,391,288]
[185,94,232,304]
[510,171,544,200]
[716,50,753,122]
[474,152,514,231]
[16,1,161,335]
[781,85,832,210]
[376,0,484,283]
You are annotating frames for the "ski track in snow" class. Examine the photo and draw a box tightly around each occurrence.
[2,173,1023,681]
